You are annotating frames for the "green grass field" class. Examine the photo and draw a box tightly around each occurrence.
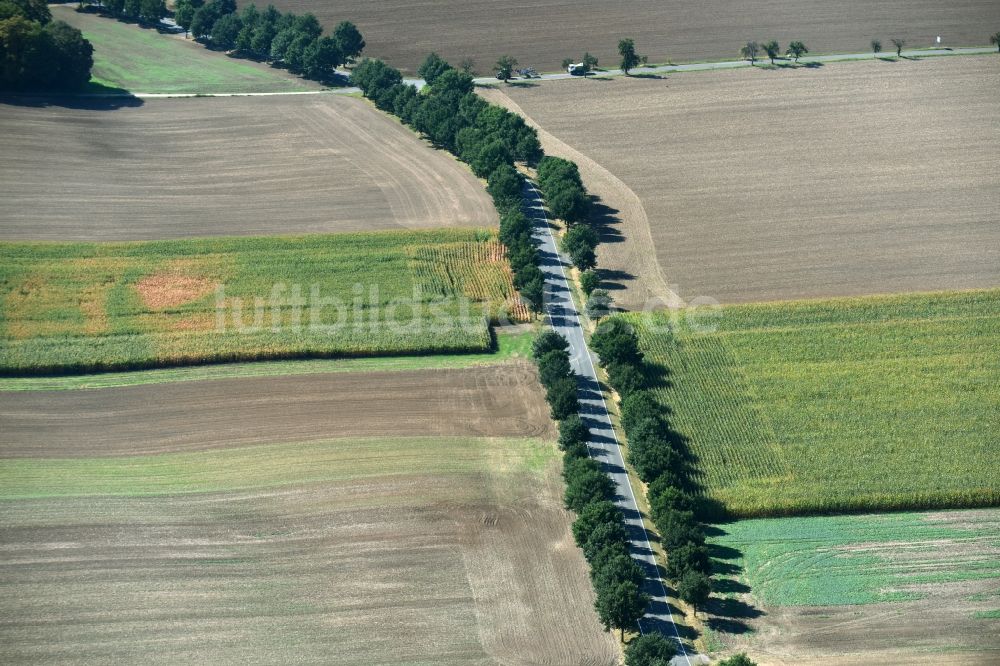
[52,7,312,94]
[711,511,1000,607]
[0,229,529,374]
[621,289,1000,516]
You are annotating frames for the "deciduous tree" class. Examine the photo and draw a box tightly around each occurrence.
[618,37,645,75]
[418,51,452,84]
[494,54,517,82]
[538,349,572,388]
[677,569,712,610]
[624,632,677,666]
[210,12,241,49]
[332,20,364,61]
[891,38,906,57]
[138,0,166,24]
[302,36,341,80]
[0,0,50,23]
[786,40,808,62]
[585,289,612,321]
[546,375,580,421]
[533,329,569,359]
[762,40,780,64]
[562,224,598,270]
[558,414,590,451]
[0,16,93,90]
[582,520,630,562]
[174,0,197,36]
[591,318,642,367]
[606,360,646,399]
[666,541,711,581]
[571,500,622,548]
[740,41,759,65]
[564,462,615,512]
[595,580,649,641]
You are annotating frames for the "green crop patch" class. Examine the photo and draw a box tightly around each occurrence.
[0,436,556,498]
[620,289,1000,516]
[711,511,1000,607]
[0,229,529,374]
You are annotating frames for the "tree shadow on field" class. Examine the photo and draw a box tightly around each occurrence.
[589,197,624,245]
[0,93,144,110]
[629,72,667,80]
[700,523,765,635]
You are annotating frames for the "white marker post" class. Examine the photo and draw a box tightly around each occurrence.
[936,35,942,48]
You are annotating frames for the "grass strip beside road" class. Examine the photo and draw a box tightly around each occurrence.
[0,329,534,391]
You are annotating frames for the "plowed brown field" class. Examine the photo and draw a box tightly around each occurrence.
[0,363,615,663]
[0,95,496,240]
[0,362,555,457]
[264,0,1000,73]
[499,56,1000,304]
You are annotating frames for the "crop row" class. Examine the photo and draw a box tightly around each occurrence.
[616,289,1000,517]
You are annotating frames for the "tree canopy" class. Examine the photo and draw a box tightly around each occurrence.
[618,37,646,74]
[0,14,93,90]
[624,632,678,666]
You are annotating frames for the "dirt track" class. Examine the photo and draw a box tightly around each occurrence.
[0,95,496,240]
[0,362,554,457]
[501,56,1000,304]
[481,87,680,311]
[265,0,1000,73]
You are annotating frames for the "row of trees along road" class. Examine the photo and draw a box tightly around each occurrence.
[86,0,169,25]
[0,0,93,90]
[532,330,652,642]
[350,54,545,312]
[90,0,365,82]
[740,39,809,65]
[591,320,715,612]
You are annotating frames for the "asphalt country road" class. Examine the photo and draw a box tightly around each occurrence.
[113,45,996,98]
[523,180,702,665]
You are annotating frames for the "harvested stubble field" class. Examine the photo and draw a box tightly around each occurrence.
[262,0,1000,73]
[620,289,1000,517]
[0,401,614,661]
[52,6,317,94]
[0,95,496,241]
[500,56,1000,305]
[0,362,555,457]
[0,230,529,373]
[708,510,1000,664]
